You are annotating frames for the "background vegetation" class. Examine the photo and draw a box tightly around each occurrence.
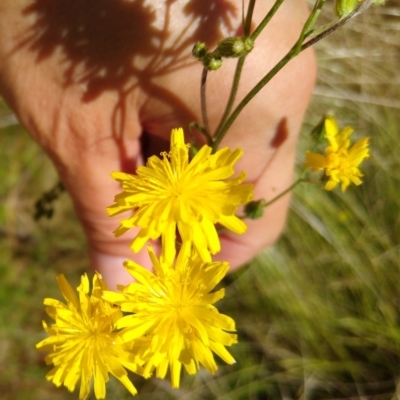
[1,2,399,399]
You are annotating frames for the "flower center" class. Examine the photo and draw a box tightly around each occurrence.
[328,149,349,172]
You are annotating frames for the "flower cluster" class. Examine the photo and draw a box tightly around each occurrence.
[32,0,379,394]
[37,128,253,399]
[37,119,370,398]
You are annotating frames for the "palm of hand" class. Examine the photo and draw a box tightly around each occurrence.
[0,0,315,288]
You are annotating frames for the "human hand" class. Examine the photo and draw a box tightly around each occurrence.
[0,0,316,289]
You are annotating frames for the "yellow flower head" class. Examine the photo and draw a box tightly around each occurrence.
[36,273,140,400]
[102,247,237,388]
[107,128,254,264]
[304,117,370,192]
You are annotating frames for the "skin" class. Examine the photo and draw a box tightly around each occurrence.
[0,0,316,289]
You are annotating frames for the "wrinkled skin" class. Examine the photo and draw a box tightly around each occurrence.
[0,0,316,289]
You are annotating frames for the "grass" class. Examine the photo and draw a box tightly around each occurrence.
[1,2,400,399]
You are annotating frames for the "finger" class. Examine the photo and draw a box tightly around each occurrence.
[54,128,165,287]
[210,1,317,268]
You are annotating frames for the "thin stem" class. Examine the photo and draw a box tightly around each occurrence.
[263,178,307,208]
[213,57,246,146]
[289,0,326,54]
[302,0,326,37]
[212,0,256,148]
[212,0,363,151]
[302,0,372,51]
[212,0,309,151]
[238,175,310,220]
[211,0,371,152]
[212,41,300,151]
[242,0,245,28]
[200,67,211,142]
[243,0,256,36]
[261,119,328,209]
[250,0,285,41]
[188,122,212,143]
[302,21,346,52]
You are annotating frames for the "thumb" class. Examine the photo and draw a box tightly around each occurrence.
[55,135,160,290]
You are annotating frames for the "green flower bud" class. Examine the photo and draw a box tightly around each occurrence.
[202,52,222,71]
[335,0,360,18]
[192,42,208,61]
[310,115,329,143]
[216,36,254,58]
[189,142,200,159]
[244,199,267,220]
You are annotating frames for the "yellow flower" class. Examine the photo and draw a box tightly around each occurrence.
[107,128,253,264]
[304,117,370,192]
[102,247,237,388]
[36,273,140,400]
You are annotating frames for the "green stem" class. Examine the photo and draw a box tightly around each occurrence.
[250,0,285,41]
[212,1,323,151]
[211,0,256,149]
[302,0,372,51]
[188,122,212,143]
[213,57,246,147]
[238,174,310,220]
[303,0,326,38]
[263,178,307,208]
[212,42,300,151]
[243,0,256,36]
[200,67,211,143]
[261,127,325,209]
[211,0,366,152]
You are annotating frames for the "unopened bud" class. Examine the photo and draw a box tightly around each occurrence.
[189,142,200,159]
[192,42,208,60]
[310,115,329,143]
[216,36,254,58]
[244,199,267,220]
[202,52,222,71]
[335,0,361,18]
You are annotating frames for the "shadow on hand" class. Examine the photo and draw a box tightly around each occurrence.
[19,0,236,98]
[16,0,238,161]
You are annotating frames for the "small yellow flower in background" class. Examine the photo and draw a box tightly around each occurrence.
[107,128,253,264]
[304,116,370,192]
[103,247,237,389]
[36,273,140,400]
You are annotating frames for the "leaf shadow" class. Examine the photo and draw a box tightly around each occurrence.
[15,0,238,164]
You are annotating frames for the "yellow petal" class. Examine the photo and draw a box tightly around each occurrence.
[304,152,327,171]
[56,274,80,309]
[218,214,247,234]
